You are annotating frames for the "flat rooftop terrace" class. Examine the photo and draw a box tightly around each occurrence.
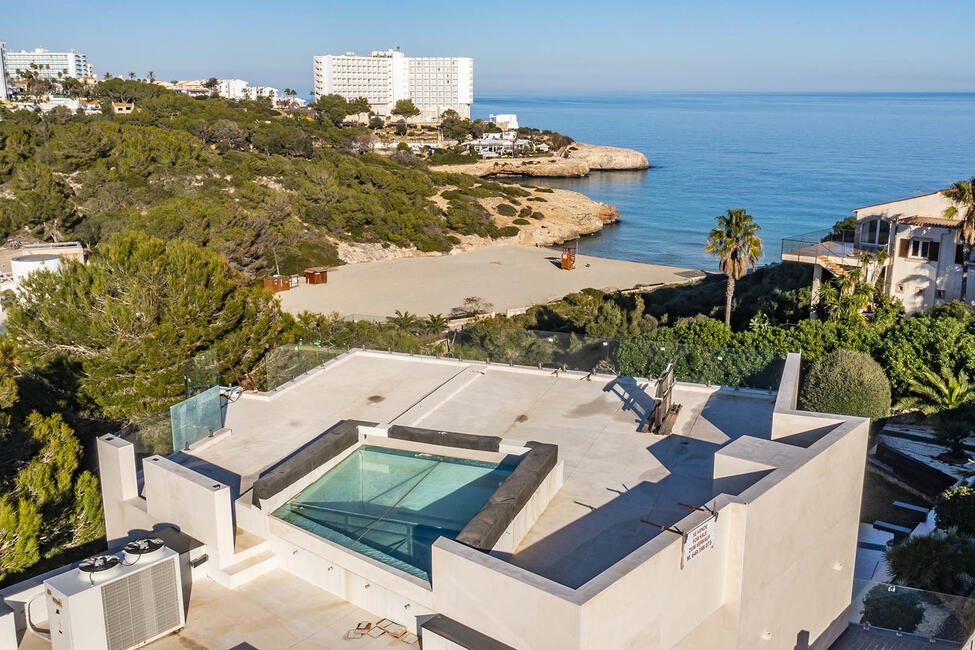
[178,350,776,588]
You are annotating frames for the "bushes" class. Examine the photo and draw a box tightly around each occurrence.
[885,532,975,594]
[935,486,975,536]
[513,218,530,225]
[496,203,517,217]
[799,350,891,419]
[861,585,924,632]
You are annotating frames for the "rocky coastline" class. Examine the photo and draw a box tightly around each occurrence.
[335,185,619,263]
[430,142,649,178]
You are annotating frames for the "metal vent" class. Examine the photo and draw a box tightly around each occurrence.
[101,558,180,650]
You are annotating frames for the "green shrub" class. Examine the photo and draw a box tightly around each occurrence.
[935,486,975,536]
[885,532,974,593]
[513,218,530,225]
[531,212,544,219]
[501,185,530,198]
[499,226,519,237]
[496,203,517,217]
[799,350,891,419]
[534,187,554,193]
[861,585,924,632]
[518,207,532,218]
[528,196,547,202]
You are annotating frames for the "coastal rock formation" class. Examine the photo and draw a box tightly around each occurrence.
[431,157,590,178]
[335,186,618,263]
[430,142,649,178]
[567,143,650,170]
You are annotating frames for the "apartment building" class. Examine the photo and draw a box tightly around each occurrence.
[0,43,8,101]
[2,47,93,80]
[782,191,971,314]
[313,49,473,120]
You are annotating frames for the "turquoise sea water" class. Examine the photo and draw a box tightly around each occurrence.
[273,445,513,580]
[472,93,975,270]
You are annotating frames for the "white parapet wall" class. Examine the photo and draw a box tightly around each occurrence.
[96,435,234,570]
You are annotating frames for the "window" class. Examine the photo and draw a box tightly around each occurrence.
[958,245,970,265]
[860,219,890,246]
[899,238,940,261]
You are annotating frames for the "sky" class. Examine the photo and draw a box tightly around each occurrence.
[4,0,974,97]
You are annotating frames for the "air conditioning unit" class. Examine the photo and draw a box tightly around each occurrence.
[43,538,185,650]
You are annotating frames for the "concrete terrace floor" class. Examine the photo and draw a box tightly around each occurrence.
[16,569,409,650]
[184,351,776,588]
[277,245,703,318]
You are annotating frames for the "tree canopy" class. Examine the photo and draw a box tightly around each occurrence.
[5,231,284,420]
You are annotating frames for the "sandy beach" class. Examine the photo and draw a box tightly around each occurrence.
[278,245,704,318]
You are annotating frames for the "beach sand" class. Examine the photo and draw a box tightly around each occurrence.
[278,245,704,318]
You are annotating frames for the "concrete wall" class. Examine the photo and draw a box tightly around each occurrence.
[431,540,582,649]
[735,419,867,648]
[96,435,233,568]
[142,455,235,565]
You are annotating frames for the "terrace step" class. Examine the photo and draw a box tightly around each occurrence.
[232,530,271,563]
[873,520,913,535]
[212,546,278,588]
[892,500,930,514]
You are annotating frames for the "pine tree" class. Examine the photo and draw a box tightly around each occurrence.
[6,231,284,420]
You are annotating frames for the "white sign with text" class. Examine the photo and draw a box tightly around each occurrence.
[682,516,716,567]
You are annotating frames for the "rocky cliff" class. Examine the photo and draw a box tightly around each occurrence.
[567,143,650,170]
[430,142,649,178]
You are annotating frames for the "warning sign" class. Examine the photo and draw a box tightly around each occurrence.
[682,516,716,567]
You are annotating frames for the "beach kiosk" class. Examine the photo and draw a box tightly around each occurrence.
[560,243,577,270]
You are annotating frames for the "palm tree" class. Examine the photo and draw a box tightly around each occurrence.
[424,314,448,335]
[387,310,420,332]
[147,71,155,82]
[895,366,975,415]
[705,209,763,328]
[128,71,136,80]
[943,178,975,302]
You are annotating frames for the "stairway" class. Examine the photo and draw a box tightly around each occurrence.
[817,256,848,277]
[210,529,279,588]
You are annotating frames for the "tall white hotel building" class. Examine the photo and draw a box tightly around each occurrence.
[313,50,473,119]
[2,48,93,80]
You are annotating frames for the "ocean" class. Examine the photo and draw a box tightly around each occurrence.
[471,93,975,270]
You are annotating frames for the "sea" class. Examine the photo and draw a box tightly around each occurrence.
[471,93,975,270]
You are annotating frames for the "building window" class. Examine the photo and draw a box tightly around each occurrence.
[899,238,940,261]
[957,245,970,265]
[860,219,890,246]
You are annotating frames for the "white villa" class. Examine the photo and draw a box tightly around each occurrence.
[1,347,872,649]
[782,190,972,314]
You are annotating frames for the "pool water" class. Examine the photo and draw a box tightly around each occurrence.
[273,445,515,581]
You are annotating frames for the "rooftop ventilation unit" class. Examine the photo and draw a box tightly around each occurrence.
[43,539,184,650]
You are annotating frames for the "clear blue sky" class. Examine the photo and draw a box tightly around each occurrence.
[5,0,973,96]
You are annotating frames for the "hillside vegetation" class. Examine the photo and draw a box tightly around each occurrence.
[0,79,525,274]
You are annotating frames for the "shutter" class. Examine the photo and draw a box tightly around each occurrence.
[899,239,910,258]
[928,242,940,262]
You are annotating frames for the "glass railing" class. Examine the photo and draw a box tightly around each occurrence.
[111,328,787,466]
[451,329,785,391]
[170,385,223,451]
[781,227,860,262]
[852,578,975,645]
[264,344,346,392]
[114,409,174,467]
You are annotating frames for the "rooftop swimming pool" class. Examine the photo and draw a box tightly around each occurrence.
[273,445,515,581]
